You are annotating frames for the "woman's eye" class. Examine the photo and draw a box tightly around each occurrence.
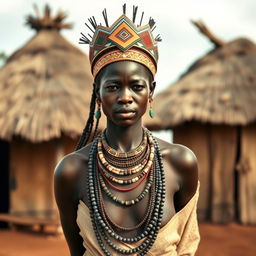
[106,85,118,91]
[133,85,144,90]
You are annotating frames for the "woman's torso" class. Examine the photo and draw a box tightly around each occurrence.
[76,182,200,256]
[75,137,181,237]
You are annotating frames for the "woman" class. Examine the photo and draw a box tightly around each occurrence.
[54,5,200,256]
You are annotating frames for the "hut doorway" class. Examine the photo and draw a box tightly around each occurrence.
[0,140,10,228]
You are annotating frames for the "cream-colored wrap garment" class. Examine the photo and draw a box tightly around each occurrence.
[76,183,200,256]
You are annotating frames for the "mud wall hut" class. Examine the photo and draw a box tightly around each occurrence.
[145,21,256,224]
[0,6,93,221]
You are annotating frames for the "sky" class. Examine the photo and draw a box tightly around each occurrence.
[0,0,255,141]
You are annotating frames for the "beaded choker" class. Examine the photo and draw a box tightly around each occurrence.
[97,128,155,193]
[97,128,154,177]
[87,128,166,255]
[101,129,148,158]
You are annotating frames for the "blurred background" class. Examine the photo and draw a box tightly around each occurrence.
[0,0,256,255]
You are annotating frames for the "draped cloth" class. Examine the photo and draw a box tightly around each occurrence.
[76,182,200,256]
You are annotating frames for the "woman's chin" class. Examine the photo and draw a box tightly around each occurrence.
[111,117,141,127]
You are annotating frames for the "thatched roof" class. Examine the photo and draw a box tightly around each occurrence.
[145,21,256,129]
[0,5,93,142]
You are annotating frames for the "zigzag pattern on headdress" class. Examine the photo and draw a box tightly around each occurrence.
[89,14,158,65]
[80,5,161,77]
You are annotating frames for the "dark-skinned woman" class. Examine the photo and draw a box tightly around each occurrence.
[54,5,200,256]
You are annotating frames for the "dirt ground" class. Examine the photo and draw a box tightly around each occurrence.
[0,223,255,256]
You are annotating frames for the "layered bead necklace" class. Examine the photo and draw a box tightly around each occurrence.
[87,128,166,255]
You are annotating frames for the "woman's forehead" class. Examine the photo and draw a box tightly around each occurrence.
[100,61,150,78]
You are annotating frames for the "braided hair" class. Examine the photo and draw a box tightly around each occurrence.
[76,84,100,150]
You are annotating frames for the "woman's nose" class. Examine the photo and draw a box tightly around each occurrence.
[117,88,133,104]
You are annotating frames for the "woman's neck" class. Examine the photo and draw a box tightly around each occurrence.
[105,121,144,153]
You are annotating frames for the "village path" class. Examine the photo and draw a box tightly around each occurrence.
[0,223,255,256]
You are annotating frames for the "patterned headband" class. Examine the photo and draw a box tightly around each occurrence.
[79,4,161,77]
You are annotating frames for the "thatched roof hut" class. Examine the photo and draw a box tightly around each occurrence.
[151,40,256,127]
[0,5,93,227]
[0,6,93,142]
[146,21,256,224]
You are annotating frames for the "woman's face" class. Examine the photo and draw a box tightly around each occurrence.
[96,61,155,127]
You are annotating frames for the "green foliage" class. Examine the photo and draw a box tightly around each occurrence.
[0,52,7,60]
[0,51,8,67]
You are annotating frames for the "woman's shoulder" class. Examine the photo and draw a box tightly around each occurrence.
[54,142,94,206]
[54,142,93,186]
[155,137,198,192]
[155,137,198,208]
[156,137,198,171]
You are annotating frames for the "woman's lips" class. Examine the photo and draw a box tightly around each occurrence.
[115,111,136,118]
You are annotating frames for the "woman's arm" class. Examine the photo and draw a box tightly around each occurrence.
[169,144,200,256]
[54,155,85,256]
[170,144,199,211]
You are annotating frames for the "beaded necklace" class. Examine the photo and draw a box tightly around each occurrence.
[98,140,154,176]
[97,149,152,185]
[99,165,153,206]
[101,129,148,158]
[101,147,150,174]
[97,128,155,197]
[97,163,156,232]
[87,129,166,255]
[97,158,151,192]
[98,129,155,179]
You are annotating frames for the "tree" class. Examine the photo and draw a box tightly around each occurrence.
[0,52,7,67]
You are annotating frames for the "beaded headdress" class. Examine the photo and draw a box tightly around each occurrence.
[79,4,161,77]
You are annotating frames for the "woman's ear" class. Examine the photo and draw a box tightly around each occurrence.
[149,81,156,98]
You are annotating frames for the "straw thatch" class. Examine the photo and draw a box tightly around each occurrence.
[0,5,93,142]
[148,22,256,129]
